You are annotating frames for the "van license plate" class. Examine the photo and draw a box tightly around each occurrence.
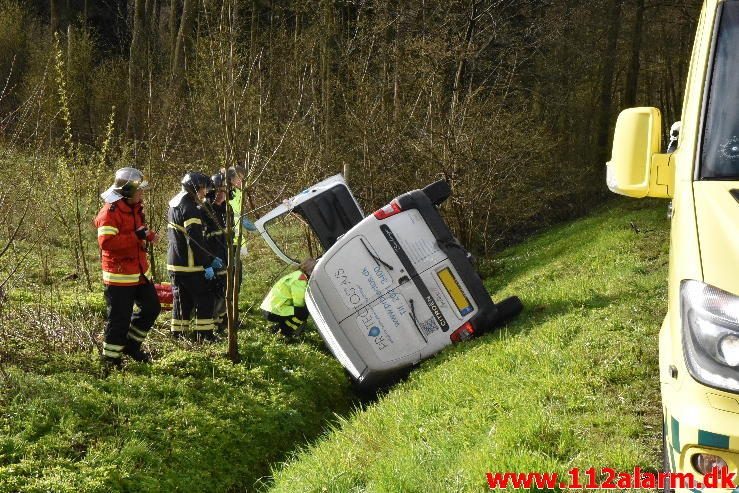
[437,268,473,316]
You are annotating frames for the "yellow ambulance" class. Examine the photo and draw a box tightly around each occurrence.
[607,0,739,490]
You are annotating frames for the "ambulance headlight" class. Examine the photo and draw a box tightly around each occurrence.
[692,453,728,476]
[682,280,739,392]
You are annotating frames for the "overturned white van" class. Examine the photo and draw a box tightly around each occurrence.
[255,175,522,386]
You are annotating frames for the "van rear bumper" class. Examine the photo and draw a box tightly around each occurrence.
[396,186,499,332]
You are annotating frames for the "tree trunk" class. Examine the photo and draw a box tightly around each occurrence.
[596,0,624,166]
[169,0,179,63]
[224,184,239,363]
[392,10,401,122]
[320,1,334,154]
[50,0,60,35]
[126,0,147,140]
[145,0,156,35]
[624,0,645,107]
[450,0,478,124]
[171,0,195,95]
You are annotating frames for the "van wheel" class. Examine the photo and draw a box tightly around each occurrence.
[662,421,674,493]
[495,296,523,324]
[421,180,451,206]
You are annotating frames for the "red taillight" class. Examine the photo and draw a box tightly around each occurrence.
[373,200,402,220]
[450,322,475,343]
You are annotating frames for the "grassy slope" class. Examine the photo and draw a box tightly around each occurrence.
[269,199,670,492]
[0,336,350,492]
[0,232,354,492]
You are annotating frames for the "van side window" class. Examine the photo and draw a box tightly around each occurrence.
[701,1,739,179]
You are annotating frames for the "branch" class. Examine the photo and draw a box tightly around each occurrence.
[0,199,29,260]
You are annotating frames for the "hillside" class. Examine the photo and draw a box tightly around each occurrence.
[0,236,355,492]
[0,198,670,492]
[268,199,670,492]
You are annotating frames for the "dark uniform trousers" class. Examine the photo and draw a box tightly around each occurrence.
[262,305,309,338]
[102,280,161,359]
[213,273,227,330]
[170,273,215,334]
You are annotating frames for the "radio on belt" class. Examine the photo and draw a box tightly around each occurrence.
[255,175,523,387]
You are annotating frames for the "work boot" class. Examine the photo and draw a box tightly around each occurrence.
[279,327,295,339]
[123,345,152,363]
[101,356,122,376]
[214,320,227,336]
[195,330,217,343]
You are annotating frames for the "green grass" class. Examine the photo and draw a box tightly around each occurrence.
[267,199,670,492]
[0,226,355,492]
[0,197,671,492]
[0,336,352,491]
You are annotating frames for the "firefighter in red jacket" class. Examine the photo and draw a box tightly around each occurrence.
[94,168,161,369]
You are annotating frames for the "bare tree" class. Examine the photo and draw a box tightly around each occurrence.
[126,0,148,140]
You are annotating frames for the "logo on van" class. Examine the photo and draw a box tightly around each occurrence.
[426,295,447,329]
[368,326,381,337]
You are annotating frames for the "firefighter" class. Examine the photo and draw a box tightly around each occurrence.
[204,172,231,333]
[94,167,161,369]
[167,172,223,342]
[260,258,317,339]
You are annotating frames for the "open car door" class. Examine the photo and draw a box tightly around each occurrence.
[254,175,364,265]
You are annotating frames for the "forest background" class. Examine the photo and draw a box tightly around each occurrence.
[0,0,700,286]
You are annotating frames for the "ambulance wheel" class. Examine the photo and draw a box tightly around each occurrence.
[662,421,674,493]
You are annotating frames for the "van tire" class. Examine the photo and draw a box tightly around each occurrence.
[494,296,523,324]
[421,180,451,206]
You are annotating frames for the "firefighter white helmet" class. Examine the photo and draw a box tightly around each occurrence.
[101,167,149,203]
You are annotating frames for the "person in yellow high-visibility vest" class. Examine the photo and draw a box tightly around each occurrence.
[226,165,256,288]
[261,258,317,339]
[227,165,256,253]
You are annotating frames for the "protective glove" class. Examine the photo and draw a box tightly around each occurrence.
[204,267,215,281]
[240,246,249,257]
[136,226,157,242]
[241,217,257,232]
[210,257,224,270]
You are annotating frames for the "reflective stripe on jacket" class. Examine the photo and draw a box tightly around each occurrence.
[94,199,149,286]
[167,193,210,273]
[204,201,231,265]
[260,270,308,317]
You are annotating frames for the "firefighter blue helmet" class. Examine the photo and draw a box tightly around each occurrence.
[211,172,226,190]
[181,172,213,195]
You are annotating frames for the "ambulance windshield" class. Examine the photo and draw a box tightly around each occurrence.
[701,1,739,179]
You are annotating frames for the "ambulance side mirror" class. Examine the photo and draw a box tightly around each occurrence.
[606,107,674,199]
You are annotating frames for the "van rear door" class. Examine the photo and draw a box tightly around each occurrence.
[308,205,450,324]
[255,175,364,265]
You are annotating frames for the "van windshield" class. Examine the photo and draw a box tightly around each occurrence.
[701,1,739,179]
